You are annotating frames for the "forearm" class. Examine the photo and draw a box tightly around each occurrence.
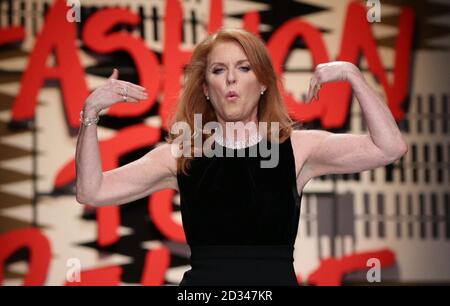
[75,104,103,204]
[348,70,408,157]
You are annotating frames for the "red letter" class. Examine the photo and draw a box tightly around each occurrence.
[337,2,414,121]
[160,0,193,130]
[243,12,260,36]
[83,8,161,118]
[141,246,171,286]
[0,228,51,286]
[0,26,25,45]
[267,19,330,124]
[11,0,88,129]
[207,0,223,34]
[148,189,186,242]
[308,249,395,286]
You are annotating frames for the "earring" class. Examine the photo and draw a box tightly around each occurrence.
[260,91,264,95]
[206,95,210,100]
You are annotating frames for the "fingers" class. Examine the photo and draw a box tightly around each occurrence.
[114,83,148,103]
[113,80,147,95]
[306,81,312,102]
[107,69,149,104]
[306,78,315,102]
[123,81,147,92]
[126,85,148,101]
[109,68,119,80]
[306,77,321,103]
[314,83,321,100]
[107,69,147,93]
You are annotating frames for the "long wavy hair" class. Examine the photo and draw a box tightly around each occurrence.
[167,28,295,175]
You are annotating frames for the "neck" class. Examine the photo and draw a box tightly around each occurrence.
[216,112,259,140]
[214,118,262,149]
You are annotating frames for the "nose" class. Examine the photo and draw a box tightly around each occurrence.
[226,69,236,85]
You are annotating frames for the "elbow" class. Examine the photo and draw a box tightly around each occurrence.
[388,141,408,162]
[75,190,99,207]
[76,194,91,206]
[75,177,103,206]
[397,140,408,158]
[401,142,408,156]
[75,195,86,205]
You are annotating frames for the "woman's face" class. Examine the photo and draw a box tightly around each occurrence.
[203,41,266,123]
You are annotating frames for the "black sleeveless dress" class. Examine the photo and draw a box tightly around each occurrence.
[177,136,302,286]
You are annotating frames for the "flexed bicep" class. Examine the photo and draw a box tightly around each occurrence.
[295,130,400,181]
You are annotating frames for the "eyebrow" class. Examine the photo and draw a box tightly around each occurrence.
[209,59,250,67]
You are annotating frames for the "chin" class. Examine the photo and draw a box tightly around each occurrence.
[223,113,244,122]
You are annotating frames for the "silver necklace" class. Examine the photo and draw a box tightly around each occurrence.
[214,130,263,149]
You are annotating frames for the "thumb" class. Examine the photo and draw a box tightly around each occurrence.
[108,68,119,80]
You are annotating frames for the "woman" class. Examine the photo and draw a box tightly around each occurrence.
[76,28,408,286]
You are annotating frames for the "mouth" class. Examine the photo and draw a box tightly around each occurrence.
[225,91,239,101]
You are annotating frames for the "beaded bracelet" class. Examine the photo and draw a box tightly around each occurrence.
[79,110,99,127]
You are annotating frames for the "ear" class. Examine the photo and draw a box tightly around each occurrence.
[260,84,267,93]
[202,83,208,97]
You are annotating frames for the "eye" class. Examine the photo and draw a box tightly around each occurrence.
[240,66,251,72]
[212,67,224,74]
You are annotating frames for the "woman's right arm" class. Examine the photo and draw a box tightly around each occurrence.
[75,103,104,205]
[75,69,178,207]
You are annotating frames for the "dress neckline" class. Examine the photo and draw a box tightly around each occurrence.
[214,132,263,150]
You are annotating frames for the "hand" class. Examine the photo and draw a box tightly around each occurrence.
[306,61,361,103]
[84,68,148,114]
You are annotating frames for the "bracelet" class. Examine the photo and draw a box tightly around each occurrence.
[80,110,99,127]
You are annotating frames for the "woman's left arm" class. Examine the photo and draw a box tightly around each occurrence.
[296,61,408,179]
